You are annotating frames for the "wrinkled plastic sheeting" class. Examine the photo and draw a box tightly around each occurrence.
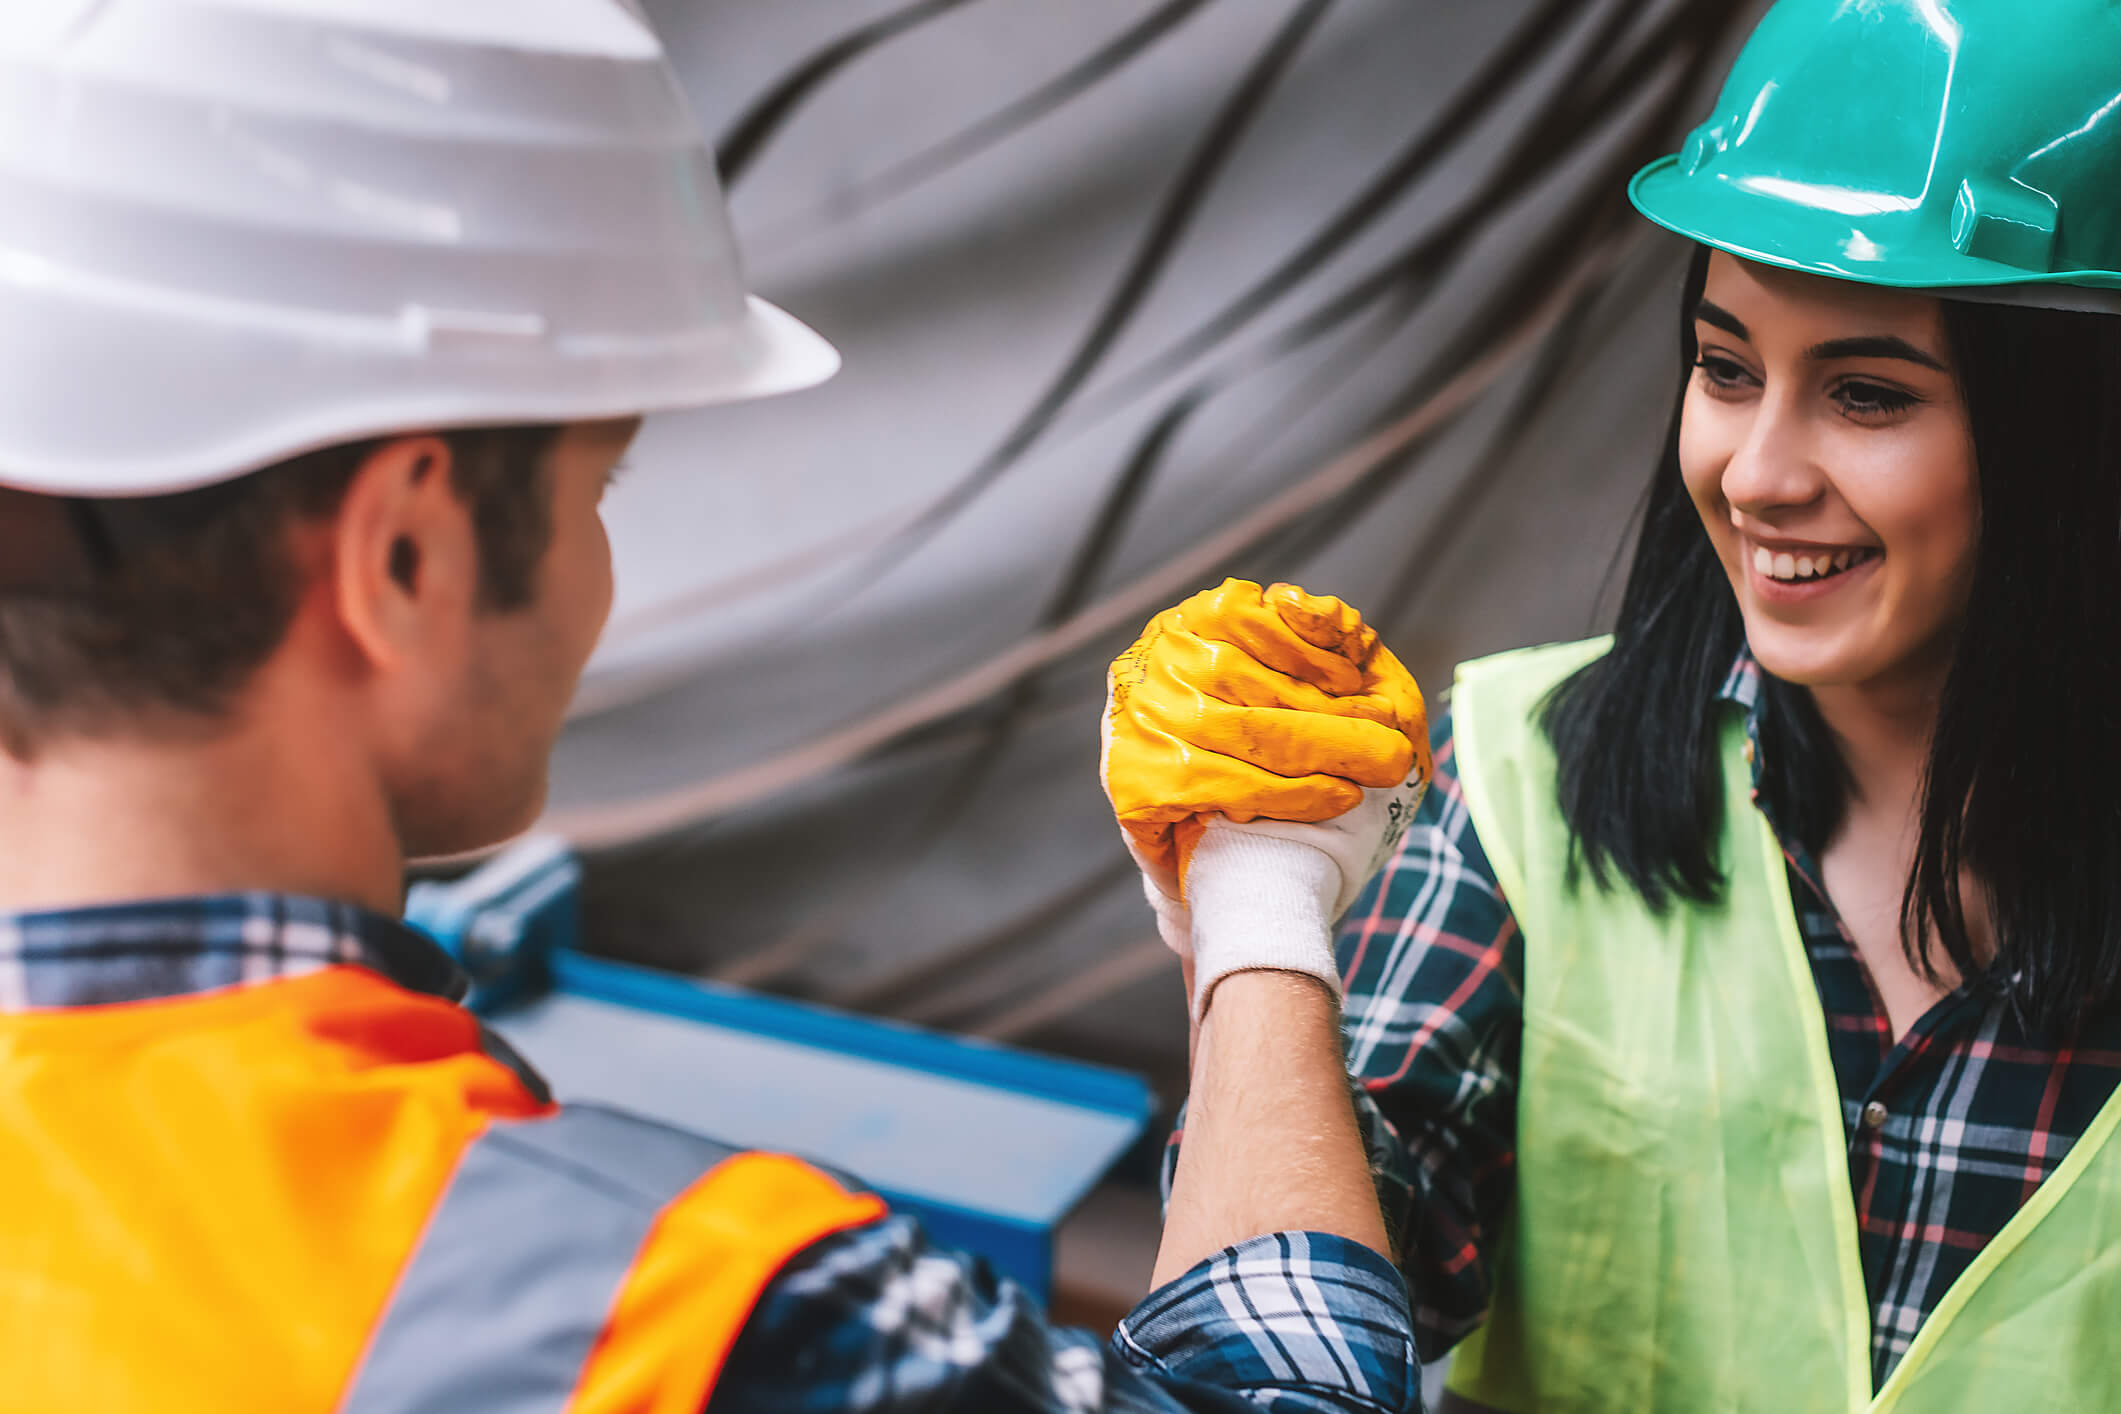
[547,0,1715,1088]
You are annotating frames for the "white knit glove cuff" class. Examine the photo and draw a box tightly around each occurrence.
[1137,869,1193,954]
[1183,826,1341,1021]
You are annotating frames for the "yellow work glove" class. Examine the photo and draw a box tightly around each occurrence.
[1100,579,1431,1018]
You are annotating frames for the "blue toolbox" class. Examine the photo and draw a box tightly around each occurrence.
[407,837,1158,1300]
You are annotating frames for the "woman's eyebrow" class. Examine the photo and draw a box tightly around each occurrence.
[1802,335,1948,371]
[1693,299,1749,340]
[1693,299,1948,371]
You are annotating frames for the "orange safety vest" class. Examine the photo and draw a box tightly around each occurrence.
[0,964,887,1412]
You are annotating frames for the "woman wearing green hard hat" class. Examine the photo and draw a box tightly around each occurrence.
[1320,1,2121,1409]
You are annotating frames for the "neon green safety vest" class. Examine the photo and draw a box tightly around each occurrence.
[1441,639,2121,1413]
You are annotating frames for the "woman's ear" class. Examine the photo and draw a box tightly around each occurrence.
[329,435,479,674]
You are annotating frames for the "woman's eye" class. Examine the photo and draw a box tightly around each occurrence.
[1833,380,1919,419]
[1692,355,1752,389]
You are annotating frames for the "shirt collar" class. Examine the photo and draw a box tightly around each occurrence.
[1715,643,1763,715]
[1715,642,1770,795]
[0,892,468,1012]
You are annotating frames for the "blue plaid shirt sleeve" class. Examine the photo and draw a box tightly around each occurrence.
[715,1216,1421,1413]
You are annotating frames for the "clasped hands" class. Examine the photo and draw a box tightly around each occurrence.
[1101,578,1431,1020]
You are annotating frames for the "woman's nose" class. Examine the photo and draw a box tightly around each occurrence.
[1719,391,1825,515]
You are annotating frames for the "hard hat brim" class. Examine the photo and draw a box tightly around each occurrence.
[1628,155,2121,298]
[714,296,844,408]
[0,296,841,500]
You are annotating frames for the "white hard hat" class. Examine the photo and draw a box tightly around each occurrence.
[0,0,839,497]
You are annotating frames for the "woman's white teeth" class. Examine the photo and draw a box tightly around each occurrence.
[1754,545,1866,582]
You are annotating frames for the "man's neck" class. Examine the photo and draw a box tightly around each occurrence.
[0,714,403,917]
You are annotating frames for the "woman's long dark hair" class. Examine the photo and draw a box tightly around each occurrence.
[1543,246,2121,1033]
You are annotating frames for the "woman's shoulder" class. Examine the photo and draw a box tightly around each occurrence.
[1451,635,1613,696]
[1437,636,1613,778]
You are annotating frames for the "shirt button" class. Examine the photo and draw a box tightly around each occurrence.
[1860,1100,1889,1131]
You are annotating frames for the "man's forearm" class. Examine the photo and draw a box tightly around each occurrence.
[1153,970,1392,1287]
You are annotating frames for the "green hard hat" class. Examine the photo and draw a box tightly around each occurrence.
[1630,0,2121,302]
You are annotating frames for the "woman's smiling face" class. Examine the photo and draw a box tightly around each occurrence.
[1679,251,1980,693]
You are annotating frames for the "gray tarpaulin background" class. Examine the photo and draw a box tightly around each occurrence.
[538,0,1761,1108]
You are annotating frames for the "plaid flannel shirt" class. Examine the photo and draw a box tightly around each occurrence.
[1167,647,2121,1391]
[0,894,1419,1413]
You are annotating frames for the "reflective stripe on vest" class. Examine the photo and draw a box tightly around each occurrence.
[344,1106,885,1414]
[0,965,884,1413]
[1442,638,2121,1414]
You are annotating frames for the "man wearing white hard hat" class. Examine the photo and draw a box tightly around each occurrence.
[0,3,1421,1410]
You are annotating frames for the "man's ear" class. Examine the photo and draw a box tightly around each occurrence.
[329,435,479,673]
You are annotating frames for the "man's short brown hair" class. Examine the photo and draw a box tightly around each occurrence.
[0,426,560,760]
